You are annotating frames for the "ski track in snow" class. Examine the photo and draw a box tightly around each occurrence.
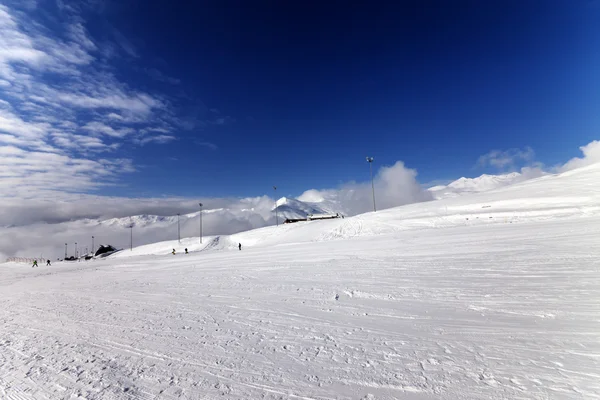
[1,216,600,399]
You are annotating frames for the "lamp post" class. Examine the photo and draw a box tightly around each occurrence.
[64,243,67,260]
[199,203,203,244]
[273,186,278,227]
[177,213,181,243]
[129,224,133,251]
[366,157,376,212]
[75,242,78,258]
[91,236,94,256]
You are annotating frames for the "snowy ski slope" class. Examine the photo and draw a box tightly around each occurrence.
[114,162,600,257]
[1,164,600,399]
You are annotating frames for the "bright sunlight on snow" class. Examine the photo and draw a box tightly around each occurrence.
[1,163,600,399]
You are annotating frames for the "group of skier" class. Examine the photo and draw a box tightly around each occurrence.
[32,259,51,268]
[32,243,245,267]
[171,243,242,255]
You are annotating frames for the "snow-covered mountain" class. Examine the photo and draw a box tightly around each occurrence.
[274,196,342,220]
[428,172,524,199]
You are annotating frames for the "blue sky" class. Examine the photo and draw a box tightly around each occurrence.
[1,0,600,200]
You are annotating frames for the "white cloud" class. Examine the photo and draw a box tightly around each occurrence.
[559,140,600,172]
[477,140,600,178]
[143,127,172,134]
[0,107,47,137]
[135,134,177,145]
[52,132,118,151]
[0,7,48,70]
[68,23,96,51]
[477,147,535,170]
[299,161,434,216]
[0,4,181,200]
[107,112,124,121]
[55,92,162,114]
[82,121,134,138]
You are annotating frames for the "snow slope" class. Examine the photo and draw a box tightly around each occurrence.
[1,164,600,399]
[113,163,600,257]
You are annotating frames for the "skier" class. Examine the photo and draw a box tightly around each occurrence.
[46,259,51,266]
[172,248,176,255]
[32,260,38,268]
[238,243,242,251]
[185,248,188,254]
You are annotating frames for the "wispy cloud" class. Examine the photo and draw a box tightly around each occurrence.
[135,134,177,145]
[0,3,177,197]
[196,141,218,150]
[211,116,235,125]
[0,145,134,198]
[110,27,139,58]
[145,67,181,85]
[52,132,119,152]
[82,121,134,138]
[477,147,535,171]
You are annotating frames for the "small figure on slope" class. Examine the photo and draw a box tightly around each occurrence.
[238,243,242,251]
[46,259,51,266]
[32,260,38,268]
[185,248,188,254]
[172,248,176,255]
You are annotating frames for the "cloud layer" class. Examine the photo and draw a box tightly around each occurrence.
[0,160,434,261]
[0,3,174,197]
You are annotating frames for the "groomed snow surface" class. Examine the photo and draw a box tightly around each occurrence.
[2,165,600,399]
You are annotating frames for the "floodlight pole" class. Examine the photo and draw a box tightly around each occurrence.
[64,243,67,259]
[273,186,278,226]
[75,242,78,258]
[366,157,376,212]
[199,203,203,244]
[92,236,94,255]
[177,213,181,243]
[129,224,133,250]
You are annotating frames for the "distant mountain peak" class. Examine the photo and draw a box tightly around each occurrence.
[275,197,289,207]
[429,172,523,199]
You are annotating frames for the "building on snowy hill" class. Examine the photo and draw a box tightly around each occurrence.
[284,218,308,224]
[307,213,341,221]
[284,213,342,224]
[94,245,118,258]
